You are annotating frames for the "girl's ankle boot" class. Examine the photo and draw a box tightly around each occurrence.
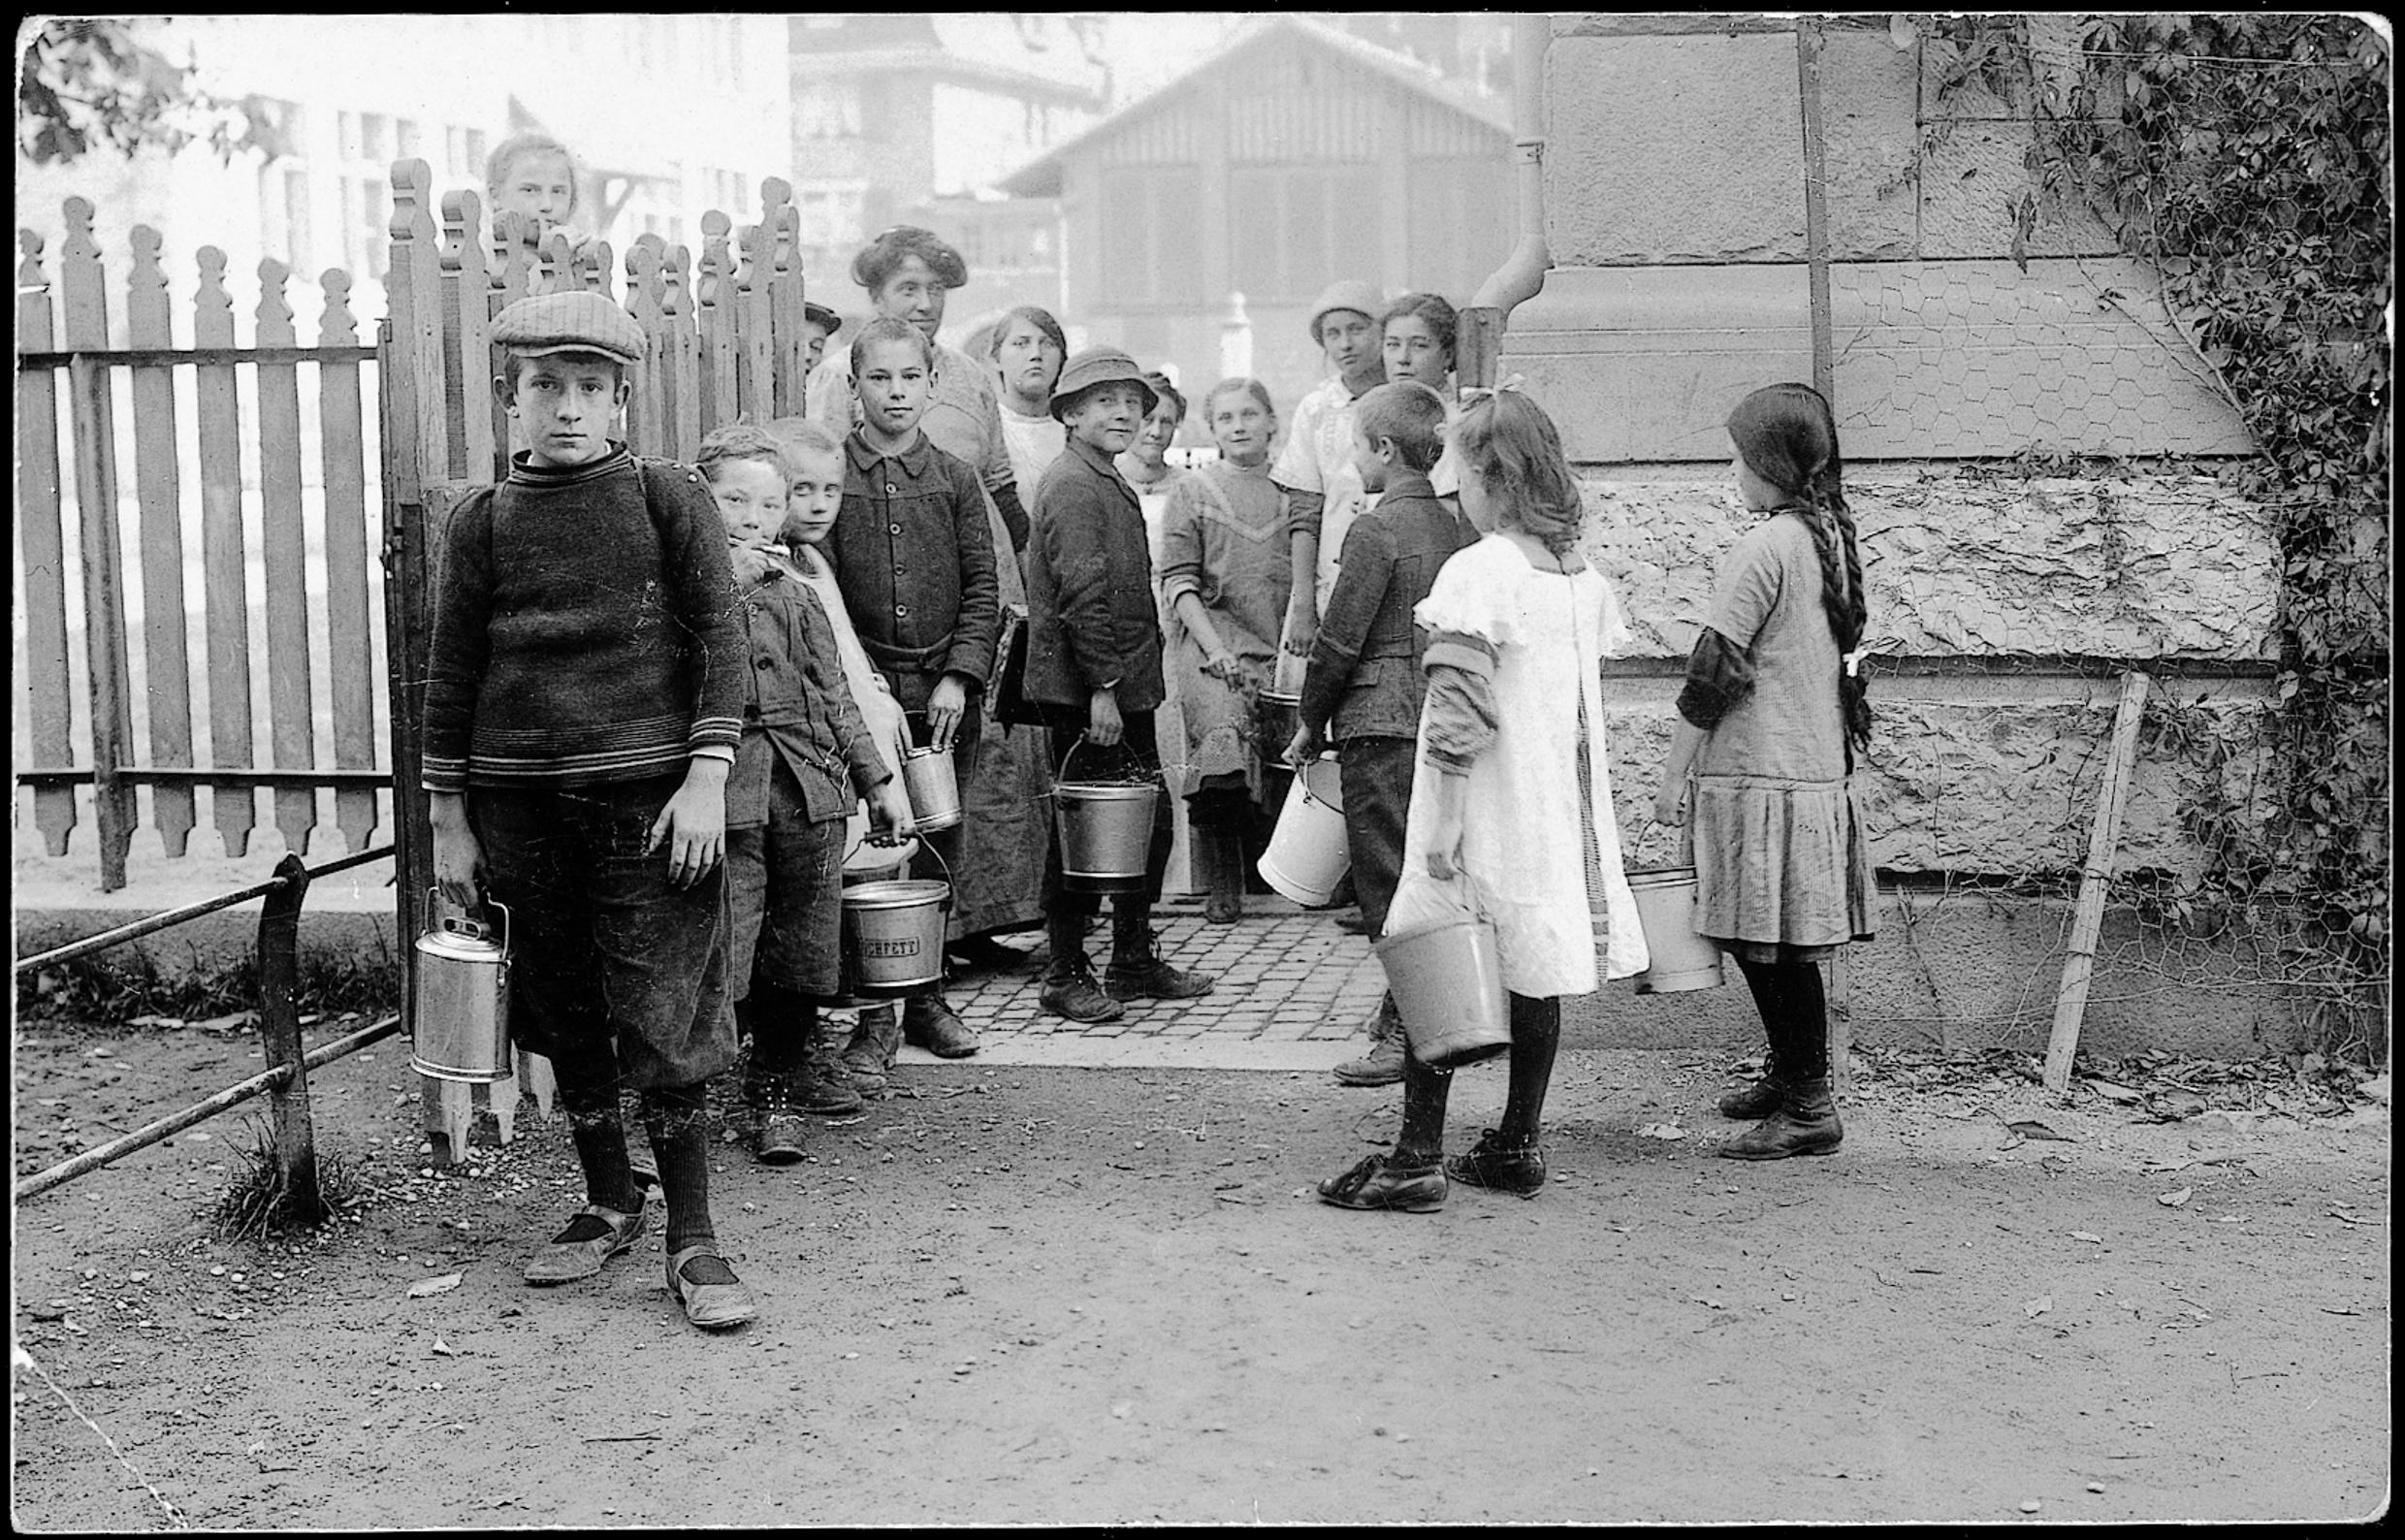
[1718,1076,1843,1161]
[1717,1049,1786,1120]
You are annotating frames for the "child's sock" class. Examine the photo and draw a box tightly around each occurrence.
[1044,908,1090,980]
[639,1082,720,1259]
[1110,902,1152,963]
[1732,955,1789,1071]
[554,1054,643,1214]
[741,981,812,1090]
[1773,961,1830,1081]
[1498,992,1561,1145]
[1393,1046,1455,1166]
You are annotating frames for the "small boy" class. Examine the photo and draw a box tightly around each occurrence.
[484,132,581,254]
[1025,347,1218,1021]
[1273,279,1388,677]
[1289,380,1474,1087]
[424,290,754,1330]
[822,316,1001,1075]
[697,425,912,1160]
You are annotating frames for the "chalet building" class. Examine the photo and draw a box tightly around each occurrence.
[998,16,1514,411]
[788,14,1106,328]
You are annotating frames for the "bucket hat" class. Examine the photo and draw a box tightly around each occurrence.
[1306,279,1384,343]
[804,300,843,336]
[1049,347,1159,422]
[490,290,646,366]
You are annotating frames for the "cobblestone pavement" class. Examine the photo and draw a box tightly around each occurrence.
[884,894,1388,1072]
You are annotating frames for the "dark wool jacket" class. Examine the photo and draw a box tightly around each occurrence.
[729,557,893,828]
[422,445,745,792]
[1299,468,1474,743]
[826,430,1001,713]
[1024,434,1164,712]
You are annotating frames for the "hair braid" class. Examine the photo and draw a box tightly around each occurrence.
[1796,473,1872,750]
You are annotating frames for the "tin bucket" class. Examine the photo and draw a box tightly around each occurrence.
[410,892,514,1083]
[1257,753,1347,906]
[841,846,951,997]
[1375,907,1511,1070]
[1627,867,1725,994]
[1055,738,1159,893]
[1256,689,1302,764]
[900,745,958,832]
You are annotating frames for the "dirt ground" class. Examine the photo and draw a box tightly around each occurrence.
[10,1014,2391,1527]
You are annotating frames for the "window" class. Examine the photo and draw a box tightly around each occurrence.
[798,80,864,141]
[336,110,420,281]
[446,125,489,186]
[796,182,868,251]
[1229,162,1378,305]
[1098,164,1204,307]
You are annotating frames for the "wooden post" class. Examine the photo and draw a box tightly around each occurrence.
[255,257,321,858]
[2042,670,2151,1095]
[193,246,258,858]
[255,852,323,1222]
[1795,16,1836,409]
[1827,949,1852,1097]
[17,231,79,859]
[125,225,198,858]
[58,197,139,890]
[316,268,380,852]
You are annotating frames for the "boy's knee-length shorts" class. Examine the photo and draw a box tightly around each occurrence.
[470,773,736,1092]
[723,758,847,1000]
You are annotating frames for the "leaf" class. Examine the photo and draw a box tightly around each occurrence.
[2069,1231,2104,1244]
[406,1273,463,1299]
[2025,1295,2054,1319]
[2157,1187,2194,1208]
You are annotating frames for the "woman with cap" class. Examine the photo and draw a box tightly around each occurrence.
[1025,348,1219,1021]
[808,224,1056,991]
[1272,278,1388,681]
[797,301,843,417]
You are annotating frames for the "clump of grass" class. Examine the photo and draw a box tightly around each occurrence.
[17,935,401,1025]
[210,1116,369,1241]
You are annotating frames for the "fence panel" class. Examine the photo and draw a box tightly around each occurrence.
[193,246,258,857]
[317,271,380,852]
[16,233,77,858]
[254,259,319,855]
[125,226,197,857]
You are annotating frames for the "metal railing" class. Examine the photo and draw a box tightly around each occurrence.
[14,845,399,1205]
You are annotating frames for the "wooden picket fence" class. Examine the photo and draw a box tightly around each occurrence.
[16,196,384,891]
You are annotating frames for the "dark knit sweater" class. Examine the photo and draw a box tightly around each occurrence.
[422,445,745,792]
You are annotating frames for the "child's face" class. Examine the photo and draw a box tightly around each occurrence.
[1128,396,1181,468]
[782,447,845,547]
[1065,383,1146,456]
[873,254,948,340]
[500,353,626,469]
[854,337,934,437]
[1207,391,1272,466]
[1319,309,1377,379]
[994,319,1064,401]
[706,457,786,547]
[1351,427,1393,495]
[496,151,575,245]
[1730,437,1782,511]
[802,321,832,377]
[1454,447,1498,533]
[1383,313,1452,388]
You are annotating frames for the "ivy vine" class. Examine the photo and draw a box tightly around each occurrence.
[1921,16,2391,1000]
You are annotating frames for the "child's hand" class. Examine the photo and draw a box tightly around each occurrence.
[1086,687,1123,747]
[648,761,728,888]
[1420,776,1467,882]
[1286,724,1318,766]
[729,543,773,586]
[926,673,971,754]
[1202,649,1247,686]
[1651,780,1688,828]
[430,797,485,912]
[866,779,914,843]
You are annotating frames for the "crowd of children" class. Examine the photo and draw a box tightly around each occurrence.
[428,185,1877,1327]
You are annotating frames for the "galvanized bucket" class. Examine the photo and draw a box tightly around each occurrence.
[410,891,514,1083]
[841,843,951,997]
[1375,908,1511,1070]
[1054,737,1158,893]
[900,745,959,832]
[1626,867,1726,993]
[1257,752,1348,906]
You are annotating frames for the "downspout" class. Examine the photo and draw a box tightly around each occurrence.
[1460,12,1552,390]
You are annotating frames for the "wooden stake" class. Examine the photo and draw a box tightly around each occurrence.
[2043,670,2151,1095]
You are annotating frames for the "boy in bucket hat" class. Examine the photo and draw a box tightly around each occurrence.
[1274,279,1388,676]
[424,288,759,1330]
[1022,348,1218,1021]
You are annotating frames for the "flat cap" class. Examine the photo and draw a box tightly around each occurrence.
[491,290,646,366]
[1306,279,1383,342]
[1049,347,1158,422]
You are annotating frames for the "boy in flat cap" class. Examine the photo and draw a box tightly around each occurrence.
[1024,347,1218,1022]
[424,288,757,1331]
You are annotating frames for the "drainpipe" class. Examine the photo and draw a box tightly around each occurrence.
[1459,12,1552,390]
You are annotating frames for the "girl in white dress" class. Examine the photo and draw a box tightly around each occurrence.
[1320,388,1648,1212]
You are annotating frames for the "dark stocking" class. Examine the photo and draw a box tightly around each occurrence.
[1734,954,1788,1070]
[1044,907,1091,982]
[1393,1046,1455,1166]
[1499,992,1561,1145]
[740,979,812,1085]
[638,1082,719,1260]
[1733,956,1829,1082]
[552,1051,642,1215]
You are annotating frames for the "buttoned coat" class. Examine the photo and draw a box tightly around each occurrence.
[1298,469,1474,742]
[825,431,1000,713]
[1025,435,1165,712]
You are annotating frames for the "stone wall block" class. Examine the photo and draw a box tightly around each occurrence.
[1818,29,1922,260]
[1545,34,1807,266]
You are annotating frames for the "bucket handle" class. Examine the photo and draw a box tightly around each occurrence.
[423,887,510,953]
[847,828,956,914]
[845,805,922,867]
[1058,733,1158,792]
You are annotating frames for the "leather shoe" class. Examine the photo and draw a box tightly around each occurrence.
[1105,956,1216,1001]
[840,1005,901,1091]
[754,1107,808,1165]
[1332,1034,1406,1087]
[1317,1153,1446,1212]
[666,1246,758,1330]
[1040,971,1126,1023]
[1445,1128,1547,1194]
[523,1203,645,1285]
[903,997,979,1058]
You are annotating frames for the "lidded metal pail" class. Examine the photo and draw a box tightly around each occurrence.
[410,892,514,1083]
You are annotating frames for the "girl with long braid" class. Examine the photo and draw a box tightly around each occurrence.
[1652,382,1876,1161]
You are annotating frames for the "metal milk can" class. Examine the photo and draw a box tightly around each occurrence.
[410,891,514,1082]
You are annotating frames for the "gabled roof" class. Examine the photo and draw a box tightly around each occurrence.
[998,16,1511,198]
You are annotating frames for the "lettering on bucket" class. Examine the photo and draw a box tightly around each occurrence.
[860,938,921,959]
